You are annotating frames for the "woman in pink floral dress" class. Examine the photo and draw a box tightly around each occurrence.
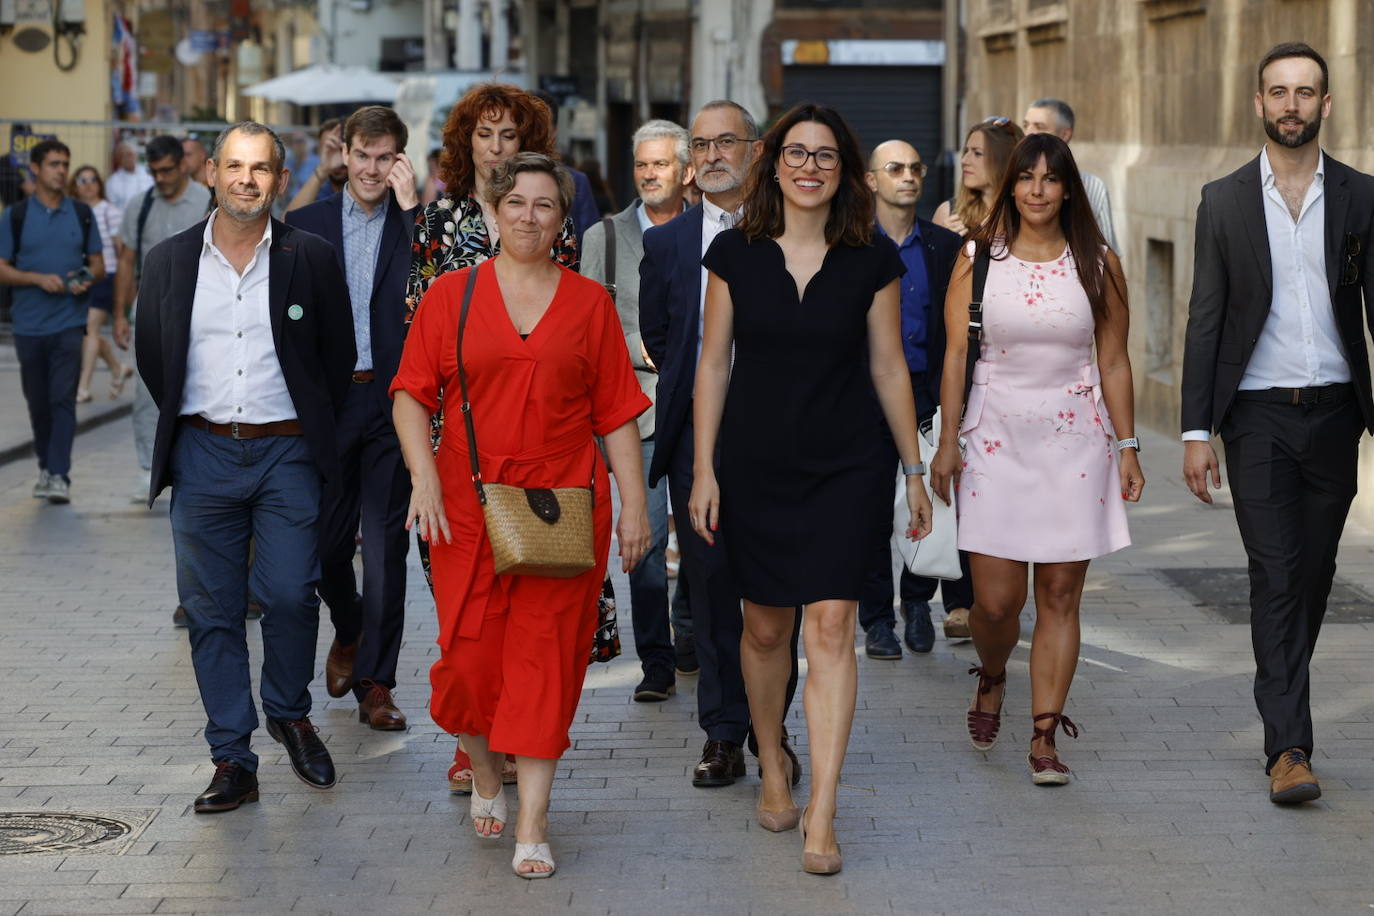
[930,133,1144,785]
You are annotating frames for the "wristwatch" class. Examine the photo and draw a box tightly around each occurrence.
[902,462,926,476]
[1116,437,1140,453]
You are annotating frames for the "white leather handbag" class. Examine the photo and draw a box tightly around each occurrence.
[893,407,961,581]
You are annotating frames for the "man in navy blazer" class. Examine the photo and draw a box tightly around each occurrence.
[859,139,970,659]
[285,106,418,731]
[639,100,802,789]
[136,123,355,812]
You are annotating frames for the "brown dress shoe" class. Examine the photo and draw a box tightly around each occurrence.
[1269,748,1321,804]
[325,638,358,698]
[358,680,407,730]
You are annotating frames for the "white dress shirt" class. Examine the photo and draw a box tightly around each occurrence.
[181,212,297,423]
[698,196,736,364]
[1182,147,1349,442]
[105,167,154,214]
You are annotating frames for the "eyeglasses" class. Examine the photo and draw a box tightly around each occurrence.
[983,116,1012,126]
[1342,233,1361,285]
[780,144,840,170]
[74,175,98,185]
[879,161,928,178]
[689,134,754,155]
[149,163,180,178]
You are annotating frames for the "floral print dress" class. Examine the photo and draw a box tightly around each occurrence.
[955,242,1131,562]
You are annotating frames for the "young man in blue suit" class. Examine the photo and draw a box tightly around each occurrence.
[136,123,355,811]
[639,100,802,789]
[285,106,419,730]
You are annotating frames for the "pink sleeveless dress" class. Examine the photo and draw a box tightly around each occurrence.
[955,243,1131,562]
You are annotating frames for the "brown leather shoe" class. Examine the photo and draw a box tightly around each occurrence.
[325,638,358,698]
[1269,748,1321,804]
[357,680,407,730]
[692,739,745,788]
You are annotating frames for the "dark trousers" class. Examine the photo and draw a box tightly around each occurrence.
[170,425,324,771]
[1221,392,1364,771]
[316,383,412,700]
[628,437,689,675]
[15,326,83,479]
[859,369,975,631]
[667,417,799,746]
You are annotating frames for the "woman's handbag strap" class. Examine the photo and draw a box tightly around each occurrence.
[962,249,991,406]
[454,264,486,502]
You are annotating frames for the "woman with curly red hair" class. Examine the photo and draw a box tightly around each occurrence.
[404,84,581,799]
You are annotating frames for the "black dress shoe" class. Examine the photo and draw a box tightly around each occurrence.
[265,716,336,789]
[692,739,745,787]
[194,761,259,813]
[633,668,676,702]
[674,634,699,675]
[864,621,902,659]
[901,601,935,653]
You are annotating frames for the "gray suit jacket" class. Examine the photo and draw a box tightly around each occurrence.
[582,200,657,438]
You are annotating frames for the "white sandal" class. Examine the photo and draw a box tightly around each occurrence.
[512,842,556,879]
[468,785,507,839]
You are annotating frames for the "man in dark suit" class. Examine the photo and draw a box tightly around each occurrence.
[285,106,418,731]
[640,100,802,789]
[137,122,355,812]
[859,139,968,659]
[1181,43,1374,805]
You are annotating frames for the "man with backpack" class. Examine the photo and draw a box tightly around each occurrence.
[0,138,106,503]
[112,134,212,504]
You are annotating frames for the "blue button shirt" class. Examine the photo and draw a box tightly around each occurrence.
[877,220,931,373]
[0,196,102,336]
[341,187,386,371]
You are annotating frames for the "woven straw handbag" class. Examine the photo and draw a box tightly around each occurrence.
[454,265,596,578]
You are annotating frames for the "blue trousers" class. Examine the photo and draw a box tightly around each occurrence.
[316,382,411,699]
[170,425,324,771]
[628,437,691,675]
[14,326,83,479]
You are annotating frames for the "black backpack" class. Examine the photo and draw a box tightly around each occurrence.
[8,196,95,263]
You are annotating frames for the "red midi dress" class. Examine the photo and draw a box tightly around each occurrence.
[390,263,649,758]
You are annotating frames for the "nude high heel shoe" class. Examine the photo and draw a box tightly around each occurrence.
[756,754,800,832]
[800,806,842,875]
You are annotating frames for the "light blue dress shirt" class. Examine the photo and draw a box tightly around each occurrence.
[341,187,386,371]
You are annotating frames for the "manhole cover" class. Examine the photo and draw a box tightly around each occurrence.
[0,812,133,855]
[1154,568,1374,624]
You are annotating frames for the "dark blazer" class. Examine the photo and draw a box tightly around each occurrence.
[284,191,417,404]
[136,217,356,504]
[639,203,705,486]
[1181,153,1374,434]
[910,216,965,404]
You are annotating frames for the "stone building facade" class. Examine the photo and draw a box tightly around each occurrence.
[957,0,1374,520]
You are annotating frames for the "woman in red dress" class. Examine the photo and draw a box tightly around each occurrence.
[392,153,651,879]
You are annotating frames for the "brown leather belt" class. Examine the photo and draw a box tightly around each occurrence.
[351,370,375,383]
[180,414,304,439]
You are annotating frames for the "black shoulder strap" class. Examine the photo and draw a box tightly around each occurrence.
[962,249,991,405]
[72,200,93,253]
[8,198,25,261]
[601,215,616,301]
[135,188,157,281]
[454,265,487,505]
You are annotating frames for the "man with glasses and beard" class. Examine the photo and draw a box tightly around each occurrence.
[639,101,803,789]
[1182,42,1374,805]
[136,122,355,812]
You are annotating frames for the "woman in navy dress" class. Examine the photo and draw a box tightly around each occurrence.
[689,103,932,875]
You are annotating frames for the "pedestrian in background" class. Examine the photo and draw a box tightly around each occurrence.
[1022,98,1118,251]
[931,133,1142,786]
[106,141,152,213]
[407,82,579,796]
[1181,42,1374,805]
[286,105,419,731]
[136,121,355,813]
[285,118,348,212]
[856,139,967,660]
[581,118,695,702]
[0,138,105,504]
[182,136,210,186]
[391,153,650,879]
[689,102,932,875]
[68,164,132,403]
[933,117,1024,238]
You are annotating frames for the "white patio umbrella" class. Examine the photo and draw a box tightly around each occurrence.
[242,64,402,105]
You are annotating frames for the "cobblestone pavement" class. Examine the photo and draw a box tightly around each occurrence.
[1,410,1373,915]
